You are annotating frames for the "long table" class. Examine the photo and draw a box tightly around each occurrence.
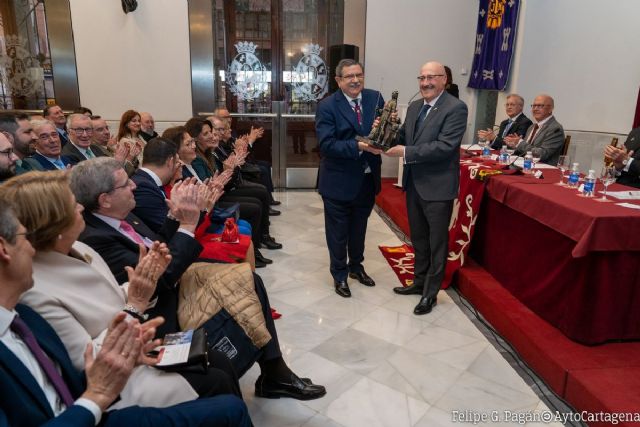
[468,161,640,344]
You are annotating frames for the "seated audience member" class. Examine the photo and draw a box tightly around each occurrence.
[210,112,280,208]
[62,114,107,165]
[0,201,252,427]
[503,93,565,165]
[43,104,70,146]
[1,171,243,407]
[91,115,138,175]
[185,118,279,264]
[30,119,73,170]
[604,126,640,188]
[444,65,459,98]
[0,112,41,174]
[477,94,533,149]
[69,157,326,400]
[117,109,146,164]
[0,131,18,182]
[73,106,93,117]
[140,112,159,142]
[160,127,256,266]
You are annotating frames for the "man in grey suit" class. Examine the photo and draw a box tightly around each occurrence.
[503,94,565,166]
[384,61,468,315]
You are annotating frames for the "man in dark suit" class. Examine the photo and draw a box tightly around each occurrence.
[477,94,532,149]
[70,158,326,400]
[62,114,107,165]
[504,94,565,166]
[385,61,468,315]
[0,112,42,175]
[70,157,203,335]
[315,59,384,298]
[139,112,159,142]
[30,120,73,171]
[0,201,252,427]
[0,131,18,182]
[43,105,70,147]
[604,126,640,188]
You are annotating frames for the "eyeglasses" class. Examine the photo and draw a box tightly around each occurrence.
[0,148,14,157]
[69,127,93,134]
[38,132,59,141]
[417,74,444,82]
[504,103,520,107]
[340,73,364,81]
[108,178,134,193]
[531,104,550,109]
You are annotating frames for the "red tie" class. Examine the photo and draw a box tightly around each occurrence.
[120,220,145,245]
[353,100,363,125]
[11,316,75,407]
[528,124,540,143]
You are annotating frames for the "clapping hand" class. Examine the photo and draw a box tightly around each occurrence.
[166,178,200,229]
[477,128,495,142]
[125,241,172,312]
[503,134,520,148]
[247,126,264,144]
[113,142,131,163]
[604,145,632,169]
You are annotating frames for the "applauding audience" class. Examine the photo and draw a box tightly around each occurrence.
[604,126,640,188]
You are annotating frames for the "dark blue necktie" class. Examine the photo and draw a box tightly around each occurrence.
[502,119,514,138]
[414,103,431,136]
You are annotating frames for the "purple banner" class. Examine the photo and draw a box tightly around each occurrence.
[468,0,520,90]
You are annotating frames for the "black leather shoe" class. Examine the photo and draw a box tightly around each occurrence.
[349,270,375,287]
[268,208,281,216]
[270,200,281,206]
[334,280,351,298]
[255,374,326,400]
[261,235,283,250]
[255,258,267,268]
[393,284,424,295]
[255,249,273,265]
[414,296,437,315]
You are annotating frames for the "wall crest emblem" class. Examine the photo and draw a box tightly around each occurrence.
[226,41,268,101]
[292,44,328,101]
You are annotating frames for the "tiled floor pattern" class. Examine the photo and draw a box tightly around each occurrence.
[242,191,567,427]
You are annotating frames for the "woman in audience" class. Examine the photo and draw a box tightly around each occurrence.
[0,171,243,408]
[186,117,218,180]
[117,109,145,164]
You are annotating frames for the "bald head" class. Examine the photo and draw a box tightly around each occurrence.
[140,112,155,134]
[418,61,447,103]
[531,94,554,122]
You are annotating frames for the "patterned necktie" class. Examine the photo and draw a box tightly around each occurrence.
[353,99,363,126]
[120,220,145,245]
[502,119,514,138]
[528,124,540,143]
[10,316,75,407]
[414,103,431,136]
[85,148,95,159]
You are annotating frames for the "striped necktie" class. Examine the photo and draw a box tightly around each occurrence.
[353,99,363,126]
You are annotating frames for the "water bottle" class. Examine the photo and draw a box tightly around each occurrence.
[583,169,596,197]
[568,163,580,187]
[523,151,533,173]
[482,145,491,158]
[499,145,509,164]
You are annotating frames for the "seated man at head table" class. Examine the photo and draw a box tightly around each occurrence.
[503,93,565,166]
[477,93,532,150]
[604,126,640,188]
[0,200,252,427]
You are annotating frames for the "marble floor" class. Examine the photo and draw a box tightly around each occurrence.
[242,191,566,427]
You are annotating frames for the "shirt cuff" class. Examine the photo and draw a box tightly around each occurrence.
[624,158,634,172]
[75,398,102,426]
[177,228,195,238]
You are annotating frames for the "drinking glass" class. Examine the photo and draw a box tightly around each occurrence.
[505,143,515,162]
[477,138,487,157]
[531,147,542,169]
[597,165,616,202]
[555,155,570,186]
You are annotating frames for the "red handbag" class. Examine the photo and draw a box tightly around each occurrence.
[221,218,239,243]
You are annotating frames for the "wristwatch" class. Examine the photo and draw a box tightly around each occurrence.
[123,303,149,321]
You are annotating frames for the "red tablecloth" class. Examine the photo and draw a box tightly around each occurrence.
[469,165,640,344]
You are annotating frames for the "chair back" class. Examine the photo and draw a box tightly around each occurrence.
[561,135,572,156]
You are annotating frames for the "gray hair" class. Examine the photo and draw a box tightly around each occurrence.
[31,119,54,134]
[0,200,19,244]
[66,113,89,130]
[506,94,525,106]
[335,59,364,78]
[69,157,123,212]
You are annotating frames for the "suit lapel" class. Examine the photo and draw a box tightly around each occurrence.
[414,92,446,140]
[335,92,362,133]
[0,341,54,417]
[83,212,141,252]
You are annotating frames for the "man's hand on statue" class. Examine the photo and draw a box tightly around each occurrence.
[384,145,404,157]
[358,140,383,155]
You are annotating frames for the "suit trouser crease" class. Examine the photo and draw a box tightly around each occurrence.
[406,180,453,299]
[323,174,375,281]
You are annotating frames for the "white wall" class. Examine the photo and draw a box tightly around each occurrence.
[343,0,367,64]
[502,0,640,134]
[69,0,192,123]
[365,0,479,176]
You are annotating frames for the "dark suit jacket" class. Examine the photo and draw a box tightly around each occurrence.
[61,143,106,165]
[315,88,384,201]
[0,304,93,427]
[56,128,70,147]
[131,169,169,233]
[396,91,468,201]
[514,116,565,165]
[139,130,159,143]
[30,153,73,171]
[79,212,202,334]
[617,127,640,188]
[489,113,533,149]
